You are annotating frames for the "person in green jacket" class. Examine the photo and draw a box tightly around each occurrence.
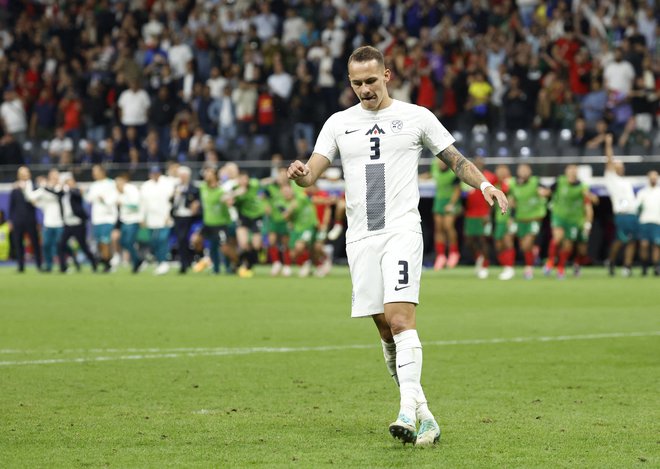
[231,170,267,278]
[545,165,593,279]
[428,159,461,270]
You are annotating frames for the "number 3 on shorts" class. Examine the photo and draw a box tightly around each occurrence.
[398,260,409,285]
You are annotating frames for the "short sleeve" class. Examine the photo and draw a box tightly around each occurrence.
[420,107,455,155]
[312,114,339,162]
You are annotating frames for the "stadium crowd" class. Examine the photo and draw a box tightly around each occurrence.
[0,1,659,277]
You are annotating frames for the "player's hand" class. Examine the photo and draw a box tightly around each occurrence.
[287,160,310,181]
[483,186,508,214]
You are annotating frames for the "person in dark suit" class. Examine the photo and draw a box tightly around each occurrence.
[171,165,200,273]
[8,166,42,272]
[57,175,97,272]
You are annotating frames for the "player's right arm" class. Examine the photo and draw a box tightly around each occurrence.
[287,153,331,188]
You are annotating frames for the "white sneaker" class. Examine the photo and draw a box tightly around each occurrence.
[477,267,489,279]
[110,253,121,267]
[327,224,344,241]
[154,262,170,275]
[299,260,312,277]
[498,266,515,280]
[475,255,484,272]
[282,265,292,277]
[270,261,283,276]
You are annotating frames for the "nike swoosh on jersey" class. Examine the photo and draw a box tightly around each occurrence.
[344,129,360,134]
[394,285,411,291]
[398,361,415,368]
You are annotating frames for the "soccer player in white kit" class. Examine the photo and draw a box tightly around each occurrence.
[288,46,508,445]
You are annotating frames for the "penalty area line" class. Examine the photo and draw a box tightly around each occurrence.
[0,331,658,367]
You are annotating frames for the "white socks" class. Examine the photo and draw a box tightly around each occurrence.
[393,329,423,422]
[381,339,399,386]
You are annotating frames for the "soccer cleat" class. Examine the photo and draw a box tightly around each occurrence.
[299,260,312,277]
[314,258,332,278]
[415,419,441,446]
[389,414,417,444]
[477,267,489,279]
[433,254,447,271]
[327,223,344,241]
[556,266,565,280]
[282,265,292,277]
[543,262,553,276]
[498,266,515,280]
[523,266,534,280]
[607,262,615,277]
[621,267,632,278]
[193,257,211,273]
[154,262,170,276]
[475,255,484,272]
[238,266,254,278]
[270,261,283,276]
[447,251,460,268]
[573,263,581,277]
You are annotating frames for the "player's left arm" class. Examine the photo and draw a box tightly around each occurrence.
[437,145,508,213]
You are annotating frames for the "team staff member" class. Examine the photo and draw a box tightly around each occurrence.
[429,159,461,270]
[287,46,507,445]
[8,166,42,272]
[171,166,200,274]
[58,175,97,272]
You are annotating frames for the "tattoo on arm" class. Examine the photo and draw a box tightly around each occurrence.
[438,145,486,189]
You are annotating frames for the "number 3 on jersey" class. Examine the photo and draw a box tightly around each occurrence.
[369,137,380,160]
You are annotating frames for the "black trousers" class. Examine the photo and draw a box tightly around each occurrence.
[174,217,194,271]
[58,224,97,272]
[11,221,42,271]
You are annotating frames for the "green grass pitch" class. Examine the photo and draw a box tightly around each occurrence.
[0,266,658,468]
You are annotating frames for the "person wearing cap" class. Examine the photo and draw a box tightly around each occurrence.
[171,165,200,274]
[140,165,175,275]
[86,164,118,272]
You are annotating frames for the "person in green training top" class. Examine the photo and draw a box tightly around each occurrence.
[427,159,461,270]
[263,168,294,277]
[545,165,593,279]
[282,183,319,277]
[198,167,237,274]
[493,165,516,280]
[0,210,9,261]
[508,164,550,280]
[231,170,267,278]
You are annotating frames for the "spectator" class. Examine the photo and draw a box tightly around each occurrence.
[0,87,28,146]
[83,81,110,145]
[603,47,635,95]
[208,85,238,145]
[48,128,74,165]
[581,78,608,129]
[282,8,306,47]
[234,80,258,138]
[117,79,151,138]
[187,127,212,162]
[58,88,83,143]
[207,66,228,100]
[503,75,530,131]
[78,139,104,165]
[192,84,215,136]
[30,89,57,142]
[149,86,179,153]
[253,3,279,43]
[466,71,493,130]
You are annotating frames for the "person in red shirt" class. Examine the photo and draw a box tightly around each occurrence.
[463,157,498,279]
[568,48,592,98]
[58,88,82,142]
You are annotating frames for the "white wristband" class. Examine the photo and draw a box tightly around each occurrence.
[480,181,494,193]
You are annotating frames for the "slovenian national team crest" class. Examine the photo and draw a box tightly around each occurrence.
[391,120,403,133]
[365,124,385,135]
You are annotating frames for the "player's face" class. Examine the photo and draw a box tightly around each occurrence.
[648,171,658,186]
[517,164,531,181]
[614,161,625,176]
[348,59,391,111]
[565,165,578,181]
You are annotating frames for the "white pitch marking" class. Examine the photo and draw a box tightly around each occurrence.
[0,331,658,367]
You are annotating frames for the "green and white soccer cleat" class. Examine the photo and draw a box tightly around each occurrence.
[415,418,441,446]
[388,414,417,444]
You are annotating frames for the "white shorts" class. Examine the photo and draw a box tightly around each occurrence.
[345,230,423,318]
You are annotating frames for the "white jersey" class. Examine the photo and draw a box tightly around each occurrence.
[313,100,455,243]
[604,169,637,215]
[118,183,143,225]
[28,186,63,228]
[86,178,118,225]
[141,177,174,229]
[636,184,660,225]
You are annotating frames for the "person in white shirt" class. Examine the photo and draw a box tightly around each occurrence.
[636,170,660,276]
[167,33,193,79]
[603,48,635,95]
[603,134,638,277]
[287,46,507,446]
[48,128,74,165]
[141,166,175,275]
[116,173,143,273]
[27,169,64,272]
[87,165,119,272]
[117,80,151,136]
[0,87,28,145]
[206,66,228,100]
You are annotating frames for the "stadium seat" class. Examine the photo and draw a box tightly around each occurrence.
[512,129,531,156]
[535,129,557,156]
[584,147,602,157]
[557,129,581,156]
